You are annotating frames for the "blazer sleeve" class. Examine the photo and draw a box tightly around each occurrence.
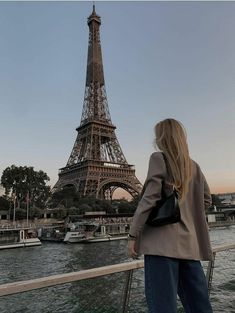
[203,175,212,210]
[129,152,166,238]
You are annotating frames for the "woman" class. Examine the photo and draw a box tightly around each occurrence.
[128,118,213,313]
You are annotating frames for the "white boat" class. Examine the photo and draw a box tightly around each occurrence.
[0,227,41,250]
[83,223,129,243]
[63,231,86,243]
[85,234,127,243]
[64,222,130,243]
[63,222,98,243]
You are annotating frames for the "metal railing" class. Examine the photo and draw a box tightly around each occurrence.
[0,243,234,313]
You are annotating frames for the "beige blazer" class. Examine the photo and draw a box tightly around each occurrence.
[129,152,213,261]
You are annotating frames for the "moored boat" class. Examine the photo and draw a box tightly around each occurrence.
[84,234,127,243]
[38,225,66,242]
[0,227,41,250]
[63,222,98,243]
[63,231,86,243]
[63,222,130,243]
[82,223,129,243]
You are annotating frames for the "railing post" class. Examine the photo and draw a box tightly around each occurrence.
[120,269,134,313]
[206,252,216,294]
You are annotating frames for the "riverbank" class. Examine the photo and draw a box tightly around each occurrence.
[1,217,235,231]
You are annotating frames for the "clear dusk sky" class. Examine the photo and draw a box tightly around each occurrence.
[0,1,235,196]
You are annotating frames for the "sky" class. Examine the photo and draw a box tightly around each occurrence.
[0,1,235,196]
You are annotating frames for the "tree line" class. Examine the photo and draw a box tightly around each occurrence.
[0,165,141,220]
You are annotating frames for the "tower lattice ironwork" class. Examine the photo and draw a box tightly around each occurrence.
[53,6,142,199]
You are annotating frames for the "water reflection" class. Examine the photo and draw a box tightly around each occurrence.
[0,227,234,313]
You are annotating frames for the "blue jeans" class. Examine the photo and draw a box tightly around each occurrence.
[144,255,213,313]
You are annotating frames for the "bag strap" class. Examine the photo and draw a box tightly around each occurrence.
[161,152,177,196]
[140,152,176,199]
[161,153,168,198]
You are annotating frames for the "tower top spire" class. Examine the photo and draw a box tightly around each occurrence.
[88,2,101,25]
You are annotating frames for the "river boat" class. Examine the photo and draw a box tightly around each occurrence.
[63,231,86,243]
[82,223,129,243]
[63,222,98,243]
[0,227,41,250]
[63,222,130,243]
[38,225,66,242]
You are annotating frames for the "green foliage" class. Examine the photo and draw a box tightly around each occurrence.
[29,207,44,219]
[1,165,51,209]
[50,184,141,214]
[112,198,137,214]
[67,206,81,215]
[55,207,68,219]
[79,203,92,214]
[0,196,10,211]
[49,185,78,209]
[15,208,27,220]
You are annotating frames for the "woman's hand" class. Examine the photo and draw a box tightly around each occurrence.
[128,239,138,259]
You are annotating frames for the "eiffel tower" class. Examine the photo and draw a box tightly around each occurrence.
[53,6,142,200]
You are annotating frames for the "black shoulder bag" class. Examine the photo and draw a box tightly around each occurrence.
[145,155,181,227]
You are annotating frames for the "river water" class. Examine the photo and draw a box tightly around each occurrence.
[0,226,234,313]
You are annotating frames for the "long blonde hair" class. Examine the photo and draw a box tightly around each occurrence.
[155,118,192,200]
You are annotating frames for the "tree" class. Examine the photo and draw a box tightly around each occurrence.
[1,165,50,209]
[0,196,10,211]
[49,185,78,208]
